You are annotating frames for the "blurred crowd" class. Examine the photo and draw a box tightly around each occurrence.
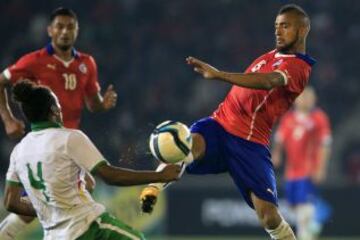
[0,0,359,185]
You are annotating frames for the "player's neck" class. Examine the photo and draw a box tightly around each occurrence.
[295,46,306,54]
[296,109,310,116]
[284,46,305,55]
[293,40,306,54]
[52,44,73,61]
[283,40,306,54]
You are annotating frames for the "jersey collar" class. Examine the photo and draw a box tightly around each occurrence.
[45,43,79,59]
[295,53,317,66]
[31,121,63,132]
[275,50,316,66]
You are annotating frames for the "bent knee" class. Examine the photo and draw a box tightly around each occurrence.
[191,133,206,159]
[260,209,281,229]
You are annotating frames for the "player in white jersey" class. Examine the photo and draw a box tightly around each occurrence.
[4,80,181,240]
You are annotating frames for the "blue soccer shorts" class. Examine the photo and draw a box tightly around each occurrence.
[285,177,316,206]
[186,117,278,208]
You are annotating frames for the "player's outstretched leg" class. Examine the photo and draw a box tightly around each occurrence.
[251,193,296,240]
[140,133,205,213]
[0,213,34,240]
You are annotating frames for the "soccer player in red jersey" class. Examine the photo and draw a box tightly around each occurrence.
[272,86,332,240]
[0,8,117,138]
[0,8,117,239]
[140,4,314,239]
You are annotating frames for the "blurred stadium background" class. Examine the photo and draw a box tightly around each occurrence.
[0,0,359,239]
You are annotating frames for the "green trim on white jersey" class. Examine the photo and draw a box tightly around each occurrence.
[76,212,145,240]
[31,121,62,131]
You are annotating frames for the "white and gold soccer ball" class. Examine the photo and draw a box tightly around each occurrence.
[149,121,193,164]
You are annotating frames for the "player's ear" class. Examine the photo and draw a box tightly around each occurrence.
[304,25,310,37]
[49,105,62,124]
[298,17,310,38]
[74,25,79,38]
[297,25,306,39]
[73,22,79,40]
[47,25,53,38]
[49,105,56,119]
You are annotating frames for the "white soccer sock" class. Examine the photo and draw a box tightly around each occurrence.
[0,214,29,240]
[295,204,315,240]
[149,153,193,191]
[266,219,296,240]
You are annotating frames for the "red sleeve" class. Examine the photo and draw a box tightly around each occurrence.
[315,110,332,145]
[4,54,36,83]
[85,56,101,97]
[276,59,310,94]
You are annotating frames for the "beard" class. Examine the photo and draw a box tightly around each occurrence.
[57,43,72,51]
[276,40,297,53]
[55,38,74,51]
[276,32,299,53]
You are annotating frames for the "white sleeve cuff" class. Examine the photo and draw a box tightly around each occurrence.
[274,70,288,85]
[3,68,11,80]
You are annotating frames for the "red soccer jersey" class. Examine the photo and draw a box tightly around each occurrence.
[275,109,331,180]
[212,50,316,145]
[3,44,100,129]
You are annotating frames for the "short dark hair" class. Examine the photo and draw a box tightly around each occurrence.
[12,80,56,123]
[278,4,310,25]
[50,7,77,23]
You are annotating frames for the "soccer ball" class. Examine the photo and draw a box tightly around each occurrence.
[149,121,193,164]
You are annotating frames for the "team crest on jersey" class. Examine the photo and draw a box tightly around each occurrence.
[251,60,266,72]
[79,63,87,74]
